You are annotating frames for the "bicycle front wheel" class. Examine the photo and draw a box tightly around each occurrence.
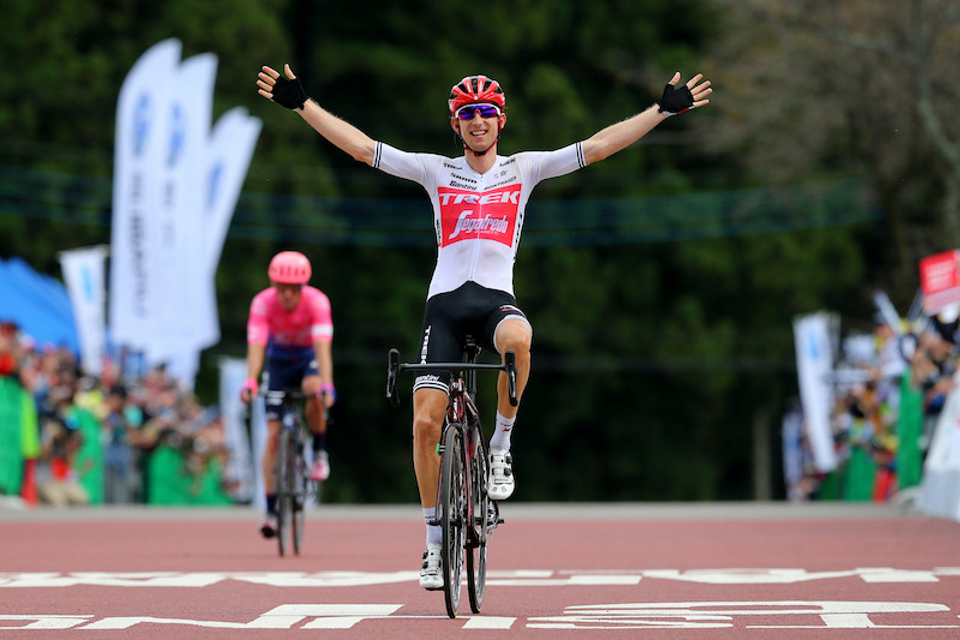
[276,428,294,557]
[467,433,488,613]
[440,424,465,618]
[291,435,307,556]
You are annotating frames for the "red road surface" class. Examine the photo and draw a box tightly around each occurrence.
[2,502,959,638]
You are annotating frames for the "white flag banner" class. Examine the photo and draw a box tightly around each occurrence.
[148,53,218,368]
[219,356,256,504]
[918,376,960,522]
[59,246,108,376]
[110,38,182,352]
[165,350,201,392]
[792,312,839,473]
[197,107,262,349]
[111,40,260,388]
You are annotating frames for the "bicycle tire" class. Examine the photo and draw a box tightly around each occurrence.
[467,432,488,613]
[291,435,306,556]
[440,424,465,618]
[276,428,293,557]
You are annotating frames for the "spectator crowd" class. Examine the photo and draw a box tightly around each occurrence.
[784,309,959,503]
[0,320,235,508]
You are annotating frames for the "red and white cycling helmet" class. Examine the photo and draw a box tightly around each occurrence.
[448,75,506,114]
[268,251,312,285]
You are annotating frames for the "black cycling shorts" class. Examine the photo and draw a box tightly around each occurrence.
[413,281,530,395]
[263,347,318,421]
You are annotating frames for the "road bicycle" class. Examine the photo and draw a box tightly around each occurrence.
[263,389,317,557]
[386,339,518,618]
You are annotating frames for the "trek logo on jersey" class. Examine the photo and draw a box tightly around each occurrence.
[438,185,521,247]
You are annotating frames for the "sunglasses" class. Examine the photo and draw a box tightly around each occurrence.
[455,104,502,120]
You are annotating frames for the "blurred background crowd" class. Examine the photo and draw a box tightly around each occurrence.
[6,301,958,510]
[0,320,234,508]
[783,310,960,504]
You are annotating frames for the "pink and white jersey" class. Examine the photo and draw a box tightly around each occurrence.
[373,142,586,298]
[247,285,334,352]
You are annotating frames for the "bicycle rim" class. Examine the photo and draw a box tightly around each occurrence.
[440,425,465,618]
[467,434,488,613]
[292,437,306,556]
[277,429,292,557]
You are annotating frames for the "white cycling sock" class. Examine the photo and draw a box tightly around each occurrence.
[423,507,442,546]
[488,412,515,452]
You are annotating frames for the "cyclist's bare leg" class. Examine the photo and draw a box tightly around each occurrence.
[412,388,448,505]
[302,373,331,481]
[488,318,531,500]
[494,318,532,418]
[302,374,327,435]
[261,419,283,494]
[413,387,447,588]
[259,418,284,537]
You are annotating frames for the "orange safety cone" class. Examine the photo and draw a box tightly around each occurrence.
[20,458,38,506]
[872,466,896,502]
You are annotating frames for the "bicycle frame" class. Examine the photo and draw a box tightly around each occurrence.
[386,342,516,617]
[264,389,314,557]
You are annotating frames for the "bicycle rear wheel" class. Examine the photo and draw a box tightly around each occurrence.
[276,428,293,557]
[440,424,465,618]
[467,433,488,613]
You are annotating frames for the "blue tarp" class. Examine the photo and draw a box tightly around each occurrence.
[0,257,79,352]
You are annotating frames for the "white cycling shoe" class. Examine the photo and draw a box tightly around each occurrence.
[310,451,330,482]
[488,449,515,500]
[419,543,443,590]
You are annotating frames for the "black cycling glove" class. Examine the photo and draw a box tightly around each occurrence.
[271,74,309,110]
[657,82,694,117]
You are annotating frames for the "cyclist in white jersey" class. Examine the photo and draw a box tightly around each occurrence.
[257,64,711,590]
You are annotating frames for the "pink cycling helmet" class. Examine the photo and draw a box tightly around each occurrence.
[448,75,506,114]
[268,251,312,284]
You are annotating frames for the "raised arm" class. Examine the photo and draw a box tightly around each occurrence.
[580,72,711,166]
[257,64,377,166]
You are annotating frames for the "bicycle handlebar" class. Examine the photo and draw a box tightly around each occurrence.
[386,348,519,408]
[243,388,317,406]
[263,389,316,402]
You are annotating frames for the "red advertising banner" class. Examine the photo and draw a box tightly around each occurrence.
[920,250,960,314]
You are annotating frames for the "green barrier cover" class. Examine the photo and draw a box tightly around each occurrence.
[148,444,232,506]
[20,389,39,459]
[72,406,103,505]
[0,377,24,495]
[843,443,877,502]
[897,371,924,490]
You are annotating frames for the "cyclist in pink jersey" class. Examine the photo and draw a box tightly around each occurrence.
[257,64,711,587]
[241,251,336,539]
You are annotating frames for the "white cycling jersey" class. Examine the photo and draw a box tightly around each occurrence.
[373,142,586,298]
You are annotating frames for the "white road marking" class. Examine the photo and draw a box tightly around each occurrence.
[1,567,958,588]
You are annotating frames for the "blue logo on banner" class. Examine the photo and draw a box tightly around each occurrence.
[805,330,820,360]
[167,105,185,167]
[207,162,224,209]
[81,266,94,302]
[133,94,151,156]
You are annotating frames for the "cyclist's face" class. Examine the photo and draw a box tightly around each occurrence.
[274,283,303,311]
[451,102,504,152]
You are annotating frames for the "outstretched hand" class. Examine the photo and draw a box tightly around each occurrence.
[657,72,712,117]
[257,63,309,110]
